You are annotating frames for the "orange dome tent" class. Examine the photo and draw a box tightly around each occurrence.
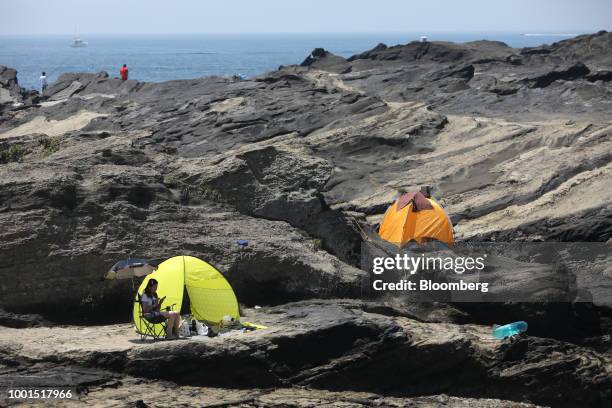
[378,191,454,246]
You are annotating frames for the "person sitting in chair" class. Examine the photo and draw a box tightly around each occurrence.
[141,278,181,339]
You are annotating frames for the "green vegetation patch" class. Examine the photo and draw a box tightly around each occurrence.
[0,144,27,163]
[37,135,61,156]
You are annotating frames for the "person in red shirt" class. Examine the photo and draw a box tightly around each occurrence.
[120,64,129,81]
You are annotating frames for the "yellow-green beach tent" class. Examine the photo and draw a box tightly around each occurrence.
[133,256,239,337]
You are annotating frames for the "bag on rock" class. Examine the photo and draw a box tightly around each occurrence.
[195,320,209,336]
[179,320,191,337]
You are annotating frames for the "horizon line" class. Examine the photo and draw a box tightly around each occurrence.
[0,29,605,37]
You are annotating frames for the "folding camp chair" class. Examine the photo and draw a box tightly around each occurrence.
[134,293,172,341]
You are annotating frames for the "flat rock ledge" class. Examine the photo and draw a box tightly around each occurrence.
[1,300,609,407]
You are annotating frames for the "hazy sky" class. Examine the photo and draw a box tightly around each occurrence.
[2,0,611,35]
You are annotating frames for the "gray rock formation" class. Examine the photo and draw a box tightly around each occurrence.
[0,31,611,407]
[0,66,21,105]
[0,300,609,407]
[0,65,40,110]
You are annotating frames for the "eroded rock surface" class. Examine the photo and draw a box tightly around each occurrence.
[0,301,609,407]
[0,32,611,407]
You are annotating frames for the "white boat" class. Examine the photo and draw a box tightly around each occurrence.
[70,36,88,47]
[70,27,88,47]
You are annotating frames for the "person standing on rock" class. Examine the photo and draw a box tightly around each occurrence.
[120,64,129,81]
[39,72,48,93]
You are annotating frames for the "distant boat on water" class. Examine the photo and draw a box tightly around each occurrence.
[70,27,88,47]
[70,36,88,47]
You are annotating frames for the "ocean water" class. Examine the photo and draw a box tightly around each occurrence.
[0,32,582,90]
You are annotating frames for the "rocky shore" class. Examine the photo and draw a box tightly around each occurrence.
[0,32,611,407]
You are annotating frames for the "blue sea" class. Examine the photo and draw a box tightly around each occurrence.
[0,32,582,90]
